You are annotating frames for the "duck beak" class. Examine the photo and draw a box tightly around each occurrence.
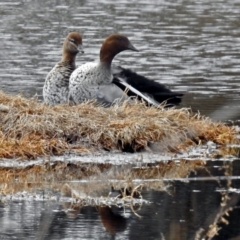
[128,42,138,52]
[78,45,84,54]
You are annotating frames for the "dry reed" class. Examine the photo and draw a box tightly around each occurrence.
[0,90,238,159]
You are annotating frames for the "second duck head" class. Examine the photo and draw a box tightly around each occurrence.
[100,34,138,65]
[62,32,84,62]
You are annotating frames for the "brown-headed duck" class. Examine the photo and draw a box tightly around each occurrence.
[43,32,83,105]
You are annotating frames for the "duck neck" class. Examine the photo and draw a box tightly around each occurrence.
[100,55,114,67]
[62,52,76,67]
[99,46,118,68]
[98,60,112,72]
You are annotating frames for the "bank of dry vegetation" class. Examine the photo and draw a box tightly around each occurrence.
[0,91,238,159]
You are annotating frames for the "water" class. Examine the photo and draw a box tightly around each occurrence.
[1,0,240,239]
[0,156,240,239]
[1,161,240,239]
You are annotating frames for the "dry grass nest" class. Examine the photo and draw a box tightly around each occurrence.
[0,91,238,159]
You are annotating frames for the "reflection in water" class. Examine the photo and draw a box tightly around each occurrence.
[98,206,127,234]
[0,161,240,239]
[0,0,240,120]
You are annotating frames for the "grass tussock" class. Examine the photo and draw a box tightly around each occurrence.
[0,91,238,159]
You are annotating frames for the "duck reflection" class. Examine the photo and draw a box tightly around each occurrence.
[98,206,127,234]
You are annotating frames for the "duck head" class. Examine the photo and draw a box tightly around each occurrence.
[62,32,84,62]
[100,34,138,65]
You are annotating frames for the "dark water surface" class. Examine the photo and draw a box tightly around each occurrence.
[1,0,240,239]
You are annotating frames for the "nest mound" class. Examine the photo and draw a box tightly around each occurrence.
[0,91,237,159]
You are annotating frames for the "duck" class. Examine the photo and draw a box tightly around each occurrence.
[69,34,159,106]
[43,32,83,105]
[69,34,183,106]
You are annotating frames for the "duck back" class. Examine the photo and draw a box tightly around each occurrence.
[112,66,183,107]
